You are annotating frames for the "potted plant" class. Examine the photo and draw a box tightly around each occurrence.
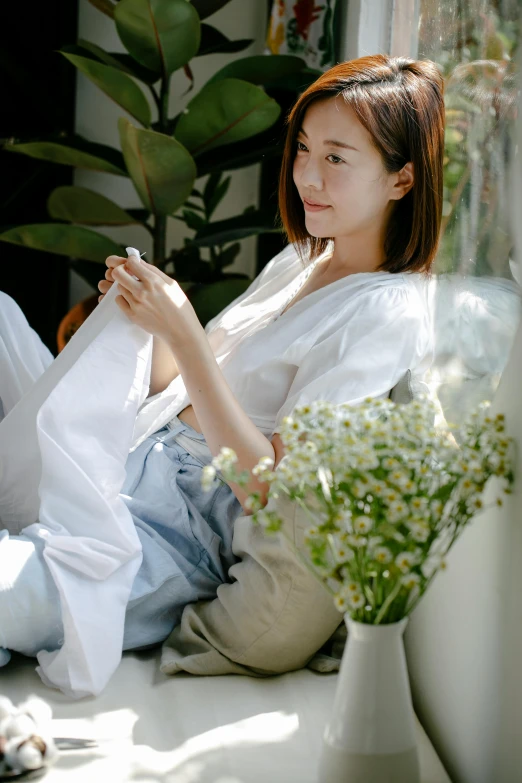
[0,0,321,349]
[202,395,515,782]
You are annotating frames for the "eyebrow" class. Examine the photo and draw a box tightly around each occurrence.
[298,127,358,151]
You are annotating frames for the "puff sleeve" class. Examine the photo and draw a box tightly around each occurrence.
[270,283,432,436]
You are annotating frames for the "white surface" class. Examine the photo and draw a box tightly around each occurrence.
[0,651,452,783]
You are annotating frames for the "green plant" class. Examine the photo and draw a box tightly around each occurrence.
[202,396,515,625]
[0,0,321,325]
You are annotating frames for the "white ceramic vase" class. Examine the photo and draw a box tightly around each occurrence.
[317,615,420,783]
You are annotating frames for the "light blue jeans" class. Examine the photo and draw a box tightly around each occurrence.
[0,414,244,665]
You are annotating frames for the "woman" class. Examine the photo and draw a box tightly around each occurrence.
[0,55,443,687]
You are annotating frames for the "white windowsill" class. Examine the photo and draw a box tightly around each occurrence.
[0,648,452,782]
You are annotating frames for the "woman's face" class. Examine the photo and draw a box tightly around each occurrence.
[292,97,404,241]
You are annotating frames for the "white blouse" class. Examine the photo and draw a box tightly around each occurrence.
[131,242,433,450]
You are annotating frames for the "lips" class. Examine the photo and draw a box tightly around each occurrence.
[303,198,331,212]
[304,198,328,206]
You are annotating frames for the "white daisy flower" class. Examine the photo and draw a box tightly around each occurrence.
[348,592,365,609]
[353,515,373,534]
[387,499,409,523]
[244,494,263,512]
[410,496,429,514]
[373,546,393,564]
[333,542,355,564]
[395,551,420,574]
[352,479,371,498]
[421,554,447,579]
[212,447,238,472]
[401,573,421,590]
[200,465,217,492]
[408,520,430,543]
[334,593,349,611]
[347,534,368,548]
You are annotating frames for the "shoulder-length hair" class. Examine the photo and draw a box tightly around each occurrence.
[278,54,445,274]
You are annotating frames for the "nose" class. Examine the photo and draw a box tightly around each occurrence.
[295,153,324,192]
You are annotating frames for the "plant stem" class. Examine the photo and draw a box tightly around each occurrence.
[374,579,403,625]
[153,214,167,266]
[148,85,161,115]
[150,73,171,266]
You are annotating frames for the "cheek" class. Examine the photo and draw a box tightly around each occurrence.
[292,156,302,183]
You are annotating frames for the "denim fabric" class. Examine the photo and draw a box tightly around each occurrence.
[121,414,243,649]
[0,414,244,662]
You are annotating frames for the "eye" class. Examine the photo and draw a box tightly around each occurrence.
[296,140,307,152]
[327,154,344,165]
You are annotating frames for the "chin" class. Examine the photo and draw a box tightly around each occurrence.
[305,224,331,238]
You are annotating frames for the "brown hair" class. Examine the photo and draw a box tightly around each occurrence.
[277,54,445,274]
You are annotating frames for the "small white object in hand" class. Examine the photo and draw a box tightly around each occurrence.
[0,695,58,776]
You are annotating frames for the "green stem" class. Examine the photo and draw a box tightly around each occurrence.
[153,214,167,266]
[151,73,171,266]
[148,85,161,116]
[374,578,403,625]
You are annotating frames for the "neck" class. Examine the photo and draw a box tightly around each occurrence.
[328,226,387,276]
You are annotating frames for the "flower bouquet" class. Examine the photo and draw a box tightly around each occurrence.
[201,395,515,782]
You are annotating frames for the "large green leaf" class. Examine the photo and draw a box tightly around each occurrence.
[206,55,307,86]
[119,117,197,215]
[109,53,161,85]
[197,23,253,56]
[4,135,127,176]
[114,0,201,78]
[0,224,124,262]
[196,134,282,177]
[264,67,323,93]
[187,209,282,247]
[60,53,151,127]
[188,277,252,326]
[175,78,280,156]
[87,0,117,18]
[47,186,140,226]
[70,259,110,290]
[70,40,159,86]
[190,0,233,20]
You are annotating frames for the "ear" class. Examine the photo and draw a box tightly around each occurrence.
[390,161,414,200]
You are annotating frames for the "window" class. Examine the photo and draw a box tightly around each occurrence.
[417,1,521,425]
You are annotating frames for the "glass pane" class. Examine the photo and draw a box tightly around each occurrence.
[417,1,521,427]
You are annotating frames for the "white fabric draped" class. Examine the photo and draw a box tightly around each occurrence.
[0,265,152,698]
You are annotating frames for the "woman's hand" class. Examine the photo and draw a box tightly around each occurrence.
[97,255,126,303]
[109,253,203,345]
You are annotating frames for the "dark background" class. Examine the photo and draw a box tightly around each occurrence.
[0,0,79,355]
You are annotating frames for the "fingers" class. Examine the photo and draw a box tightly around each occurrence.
[105,255,127,269]
[98,279,112,294]
[125,255,171,284]
[112,264,144,296]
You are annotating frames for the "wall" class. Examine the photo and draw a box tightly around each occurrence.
[70,0,268,307]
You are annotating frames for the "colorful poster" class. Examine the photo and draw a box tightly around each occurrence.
[265,0,339,70]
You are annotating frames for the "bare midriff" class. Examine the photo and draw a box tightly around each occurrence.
[178,404,202,433]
